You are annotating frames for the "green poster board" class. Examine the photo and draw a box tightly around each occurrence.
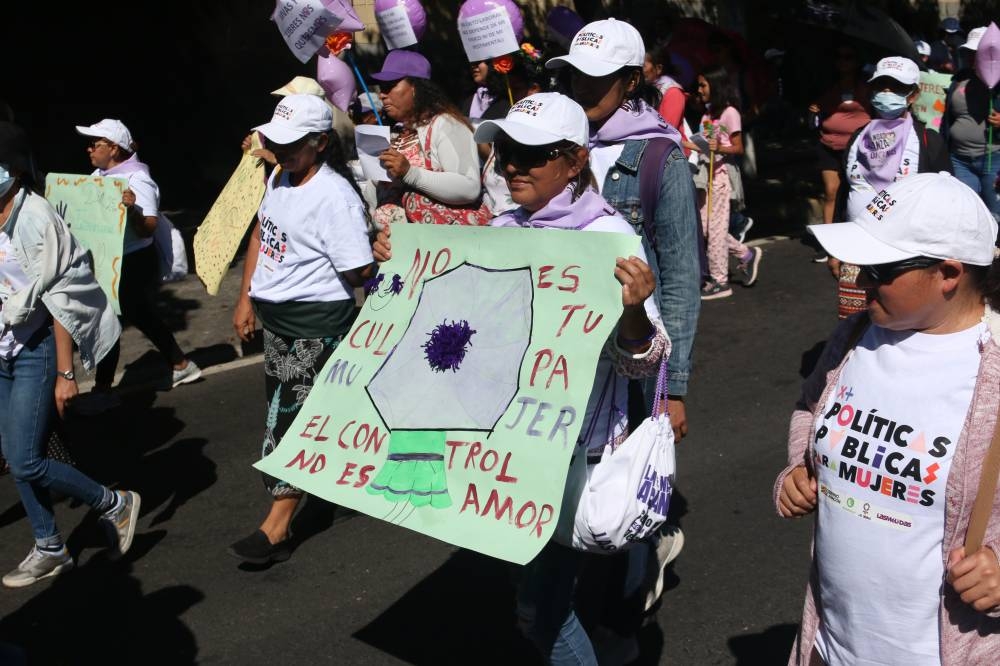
[255,223,638,564]
[45,173,127,314]
[913,71,953,133]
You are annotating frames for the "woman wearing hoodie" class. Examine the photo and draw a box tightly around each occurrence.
[544,19,698,645]
[374,92,666,665]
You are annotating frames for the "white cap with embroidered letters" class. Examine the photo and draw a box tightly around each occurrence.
[75,119,134,151]
[253,93,333,144]
[545,18,645,76]
[962,26,988,51]
[809,172,998,266]
[867,56,920,86]
[474,92,589,147]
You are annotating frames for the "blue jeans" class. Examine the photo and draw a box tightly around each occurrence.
[951,153,1000,220]
[516,542,598,665]
[0,328,108,546]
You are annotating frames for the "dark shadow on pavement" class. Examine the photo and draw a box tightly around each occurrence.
[799,341,827,380]
[0,558,202,665]
[728,622,799,665]
[354,548,543,666]
[115,344,238,391]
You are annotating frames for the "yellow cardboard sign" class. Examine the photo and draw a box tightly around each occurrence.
[194,144,266,295]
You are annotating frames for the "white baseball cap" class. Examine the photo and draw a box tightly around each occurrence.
[271,76,325,98]
[545,18,645,76]
[253,93,332,144]
[474,93,589,147]
[809,172,998,266]
[962,26,988,51]
[75,119,134,151]
[868,56,920,86]
[914,40,931,57]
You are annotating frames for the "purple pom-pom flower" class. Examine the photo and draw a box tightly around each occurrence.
[389,274,404,295]
[423,319,476,372]
[364,272,385,296]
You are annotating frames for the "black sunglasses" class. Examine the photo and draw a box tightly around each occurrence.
[494,140,564,170]
[859,257,943,284]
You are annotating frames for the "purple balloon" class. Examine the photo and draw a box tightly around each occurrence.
[375,0,427,48]
[320,0,365,33]
[546,6,584,47]
[458,0,525,43]
[316,51,357,112]
[976,22,1000,89]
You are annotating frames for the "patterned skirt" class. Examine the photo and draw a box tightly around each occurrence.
[837,263,867,319]
[260,329,341,497]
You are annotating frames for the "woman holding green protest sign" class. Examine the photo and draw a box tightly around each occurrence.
[0,121,141,587]
[374,92,666,665]
[72,117,201,415]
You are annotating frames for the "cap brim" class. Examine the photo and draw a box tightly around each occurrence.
[867,72,918,86]
[271,86,292,97]
[474,119,569,146]
[252,122,308,145]
[371,71,405,82]
[808,222,918,265]
[74,125,104,138]
[545,53,623,76]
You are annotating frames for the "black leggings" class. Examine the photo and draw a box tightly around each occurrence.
[95,244,185,387]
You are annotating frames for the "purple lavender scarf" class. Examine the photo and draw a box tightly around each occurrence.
[590,99,683,153]
[856,115,913,192]
[468,87,495,120]
[491,185,617,229]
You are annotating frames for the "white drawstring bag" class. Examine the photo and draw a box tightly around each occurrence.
[555,359,676,554]
[153,213,189,282]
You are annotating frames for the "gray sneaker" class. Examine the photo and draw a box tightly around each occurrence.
[737,247,763,286]
[102,490,141,559]
[2,546,74,588]
[172,361,202,388]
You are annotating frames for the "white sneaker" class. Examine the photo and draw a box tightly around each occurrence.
[171,361,202,388]
[644,525,685,611]
[2,546,74,588]
[737,216,754,244]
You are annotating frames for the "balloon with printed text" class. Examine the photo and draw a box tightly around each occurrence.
[375,0,427,50]
[458,0,525,43]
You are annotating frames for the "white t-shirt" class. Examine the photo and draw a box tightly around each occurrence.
[250,164,374,303]
[812,323,985,666]
[92,167,156,254]
[590,143,626,193]
[0,231,49,359]
[845,126,920,220]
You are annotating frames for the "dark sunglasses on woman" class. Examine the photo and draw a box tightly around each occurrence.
[859,257,943,285]
[494,139,564,170]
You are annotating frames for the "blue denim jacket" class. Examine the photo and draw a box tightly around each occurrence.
[0,189,121,370]
[600,139,701,396]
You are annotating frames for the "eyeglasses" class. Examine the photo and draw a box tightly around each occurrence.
[87,139,115,150]
[494,140,564,169]
[858,257,943,284]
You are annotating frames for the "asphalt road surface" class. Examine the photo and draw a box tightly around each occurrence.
[0,236,837,665]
